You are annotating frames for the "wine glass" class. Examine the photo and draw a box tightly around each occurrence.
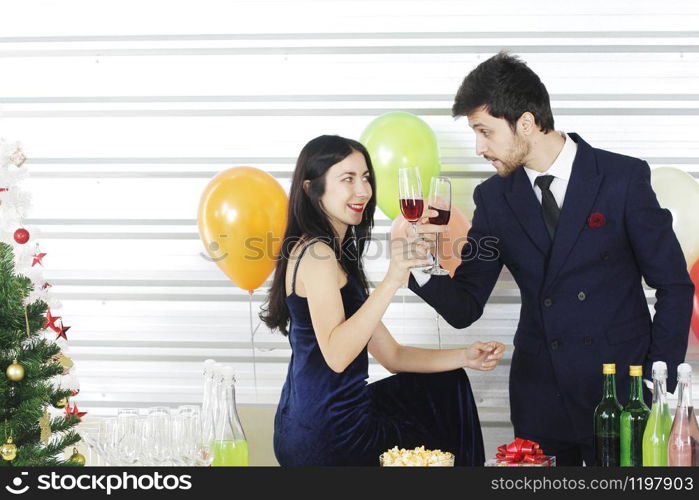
[398,167,424,233]
[99,418,123,466]
[199,404,217,466]
[78,419,107,465]
[425,176,451,276]
[172,411,202,466]
[174,405,202,465]
[116,409,141,465]
[142,407,173,466]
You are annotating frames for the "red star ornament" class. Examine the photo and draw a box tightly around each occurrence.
[32,252,47,267]
[55,322,71,341]
[64,403,87,422]
[44,309,63,333]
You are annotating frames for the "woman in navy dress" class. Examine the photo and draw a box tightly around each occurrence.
[260,135,505,466]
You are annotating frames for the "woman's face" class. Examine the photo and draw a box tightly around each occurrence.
[316,150,372,235]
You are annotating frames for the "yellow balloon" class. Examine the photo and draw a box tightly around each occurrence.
[198,167,288,292]
[650,167,699,268]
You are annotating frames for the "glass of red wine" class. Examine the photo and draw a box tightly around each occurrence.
[425,176,451,276]
[398,167,424,233]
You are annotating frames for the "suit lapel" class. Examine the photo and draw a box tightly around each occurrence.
[543,134,603,292]
[505,167,551,256]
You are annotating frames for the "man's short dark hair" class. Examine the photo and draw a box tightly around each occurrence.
[452,51,555,133]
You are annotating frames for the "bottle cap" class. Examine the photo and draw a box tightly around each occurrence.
[602,363,616,375]
[222,365,236,382]
[203,359,216,372]
[211,363,224,378]
[678,363,692,379]
[629,365,643,377]
[651,361,667,377]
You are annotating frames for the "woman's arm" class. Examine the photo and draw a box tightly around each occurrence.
[367,320,505,374]
[301,240,430,373]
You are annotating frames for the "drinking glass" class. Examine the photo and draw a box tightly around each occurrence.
[78,419,107,466]
[425,176,451,276]
[172,411,202,466]
[116,409,141,465]
[142,407,173,466]
[398,167,424,232]
[99,418,122,465]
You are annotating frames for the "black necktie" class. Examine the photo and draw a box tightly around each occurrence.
[535,175,560,240]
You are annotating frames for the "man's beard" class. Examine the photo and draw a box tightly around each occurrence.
[486,134,529,177]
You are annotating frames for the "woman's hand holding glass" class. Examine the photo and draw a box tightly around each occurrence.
[386,233,432,287]
[462,341,505,371]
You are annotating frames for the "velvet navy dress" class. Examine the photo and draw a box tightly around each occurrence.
[273,239,485,466]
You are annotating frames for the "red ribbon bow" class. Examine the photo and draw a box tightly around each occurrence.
[495,438,548,465]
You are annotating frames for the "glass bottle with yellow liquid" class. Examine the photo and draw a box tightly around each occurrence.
[642,361,672,466]
[211,365,249,466]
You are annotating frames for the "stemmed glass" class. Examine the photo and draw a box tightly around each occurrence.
[425,176,451,275]
[142,407,173,466]
[116,408,141,465]
[172,405,202,466]
[100,418,123,465]
[199,403,216,466]
[398,167,424,233]
[78,419,108,466]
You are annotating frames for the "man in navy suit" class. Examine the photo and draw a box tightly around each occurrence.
[407,52,694,465]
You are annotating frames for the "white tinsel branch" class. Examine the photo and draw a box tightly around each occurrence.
[0,187,32,221]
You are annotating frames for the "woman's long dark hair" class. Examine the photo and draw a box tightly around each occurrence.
[259,135,376,336]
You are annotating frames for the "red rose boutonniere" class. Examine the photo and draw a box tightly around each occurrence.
[587,212,606,228]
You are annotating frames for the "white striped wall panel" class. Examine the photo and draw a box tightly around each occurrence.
[2,1,698,460]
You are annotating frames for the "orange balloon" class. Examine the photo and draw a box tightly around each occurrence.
[390,207,471,277]
[198,167,288,292]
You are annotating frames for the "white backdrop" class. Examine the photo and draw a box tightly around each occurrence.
[1,0,698,459]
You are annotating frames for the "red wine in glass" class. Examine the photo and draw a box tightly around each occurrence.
[400,198,424,222]
[425,177,452,276]
[428,206,451,225]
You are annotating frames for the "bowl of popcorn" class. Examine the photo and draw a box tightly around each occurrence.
[379,446,455,467]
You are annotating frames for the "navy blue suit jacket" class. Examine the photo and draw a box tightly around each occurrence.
[409,133,694,442]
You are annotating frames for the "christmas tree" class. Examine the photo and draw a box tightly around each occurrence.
[0,140,84,466]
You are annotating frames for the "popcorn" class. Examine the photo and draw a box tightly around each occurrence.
[380,446,455,467]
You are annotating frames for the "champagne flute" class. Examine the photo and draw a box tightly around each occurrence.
[398,167,424,234]
[116,408,141,465]
[398,167,429,273]
[99,418,122,466]
[173,405,202,465]
[425,176,451,276]
[78,419,107,465]
[143,406,173,466]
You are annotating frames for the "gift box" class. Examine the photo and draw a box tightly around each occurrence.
[484,438,556,467]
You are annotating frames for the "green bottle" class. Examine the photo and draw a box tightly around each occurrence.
[642,361,672,466]
[594,363,623,466]
[620,365,650,466]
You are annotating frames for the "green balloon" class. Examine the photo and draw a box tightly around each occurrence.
[360,112,441,219]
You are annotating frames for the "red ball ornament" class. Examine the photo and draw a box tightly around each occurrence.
[14,228,30,244]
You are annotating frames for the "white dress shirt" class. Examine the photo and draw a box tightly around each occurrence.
[412,132,577,287]
[523,132,577,210]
